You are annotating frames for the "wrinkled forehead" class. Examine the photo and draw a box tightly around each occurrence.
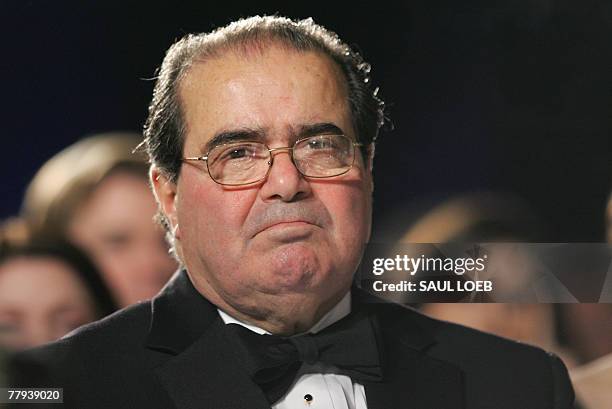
[179,41,349,102]
[186,36,349,86]
[177,44,354,146]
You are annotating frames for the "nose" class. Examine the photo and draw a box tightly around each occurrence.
[259,148,312,202]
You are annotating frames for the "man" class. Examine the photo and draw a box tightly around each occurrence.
[9,16,574,408]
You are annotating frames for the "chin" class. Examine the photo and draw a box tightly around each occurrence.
[264,243,327,290]
[262,268,316,294]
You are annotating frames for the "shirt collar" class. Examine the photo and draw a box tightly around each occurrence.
[218,291,352,335]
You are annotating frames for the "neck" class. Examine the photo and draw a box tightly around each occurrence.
[226,290,349,336]
[219,291,352,335]
[187,271,350,336]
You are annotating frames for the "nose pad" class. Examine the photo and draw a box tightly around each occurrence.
[260,146,311,202]
[266,147,301,175]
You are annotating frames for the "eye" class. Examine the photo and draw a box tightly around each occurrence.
[307,138,335,150]
[226,147,250,159]
[216,144,260,162]
[308,139,331,149]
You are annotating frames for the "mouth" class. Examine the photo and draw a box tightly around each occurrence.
[255,220,318,241]
[265,220,312,229]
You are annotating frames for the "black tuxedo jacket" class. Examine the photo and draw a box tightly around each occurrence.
[9,270,574,408]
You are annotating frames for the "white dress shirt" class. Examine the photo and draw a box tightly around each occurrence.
[218,292,369,409]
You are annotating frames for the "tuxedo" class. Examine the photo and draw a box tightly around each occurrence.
[9,270,574,409]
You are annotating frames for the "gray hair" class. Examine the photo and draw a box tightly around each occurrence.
[141,16,386,247]
[142,15,386,183]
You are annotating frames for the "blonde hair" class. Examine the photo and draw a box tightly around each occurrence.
[22,132,148,237]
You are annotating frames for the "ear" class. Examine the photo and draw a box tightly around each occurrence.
[366,143,376,172]
[150,165,179,232]
[366,143,375,194]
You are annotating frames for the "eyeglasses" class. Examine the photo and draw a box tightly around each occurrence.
[182,134,363,186]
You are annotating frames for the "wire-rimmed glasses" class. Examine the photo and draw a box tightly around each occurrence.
[182,134,362,186]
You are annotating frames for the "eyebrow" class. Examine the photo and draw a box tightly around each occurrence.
[202,128,265,153]
[297,122,345,138]
[201,122,346,153]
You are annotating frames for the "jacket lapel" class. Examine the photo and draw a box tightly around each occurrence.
[354,289,465,409]
[362,352,464,409]
[145,270,270,409]
[145,273,463,409]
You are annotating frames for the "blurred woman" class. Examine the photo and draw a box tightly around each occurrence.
[386,192,578,367]
[0,220,117,350]
[21,133,177,307]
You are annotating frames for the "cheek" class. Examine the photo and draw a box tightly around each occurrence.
[177,172,257,248]
[319,182,372,245]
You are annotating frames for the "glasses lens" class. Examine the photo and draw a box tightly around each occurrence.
[294,134,354,177]
[207,142,269,185]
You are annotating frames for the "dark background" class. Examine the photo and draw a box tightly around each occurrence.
[2,0,611,241]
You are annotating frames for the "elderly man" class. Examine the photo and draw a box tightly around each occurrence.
[9,16,573,409]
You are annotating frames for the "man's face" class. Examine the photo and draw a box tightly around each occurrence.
[153,46,372,331]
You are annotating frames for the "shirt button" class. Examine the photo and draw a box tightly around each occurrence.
[304,393,313,405]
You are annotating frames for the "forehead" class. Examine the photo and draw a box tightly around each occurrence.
[177,45,352,148]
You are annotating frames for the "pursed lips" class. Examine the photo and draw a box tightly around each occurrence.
[255,220,318,237]
[245,204,331,239]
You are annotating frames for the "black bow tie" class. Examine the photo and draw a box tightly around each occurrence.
[225,311,384,404]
